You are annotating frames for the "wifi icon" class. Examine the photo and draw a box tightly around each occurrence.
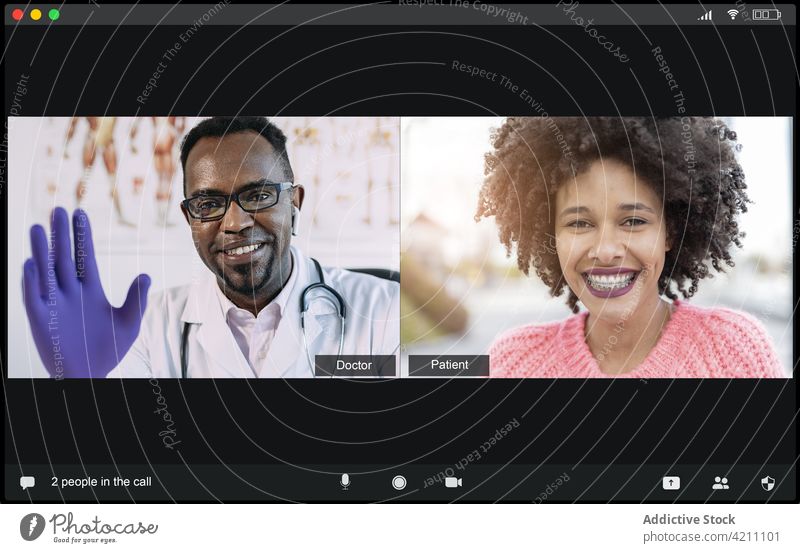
[727,9,740,20]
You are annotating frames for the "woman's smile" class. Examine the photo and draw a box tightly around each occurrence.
[555,158,671,323]
[582,269,640,297]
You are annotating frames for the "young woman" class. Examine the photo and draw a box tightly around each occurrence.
[476,117,783,378]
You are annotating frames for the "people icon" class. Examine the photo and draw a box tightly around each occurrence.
[712,476,730,490]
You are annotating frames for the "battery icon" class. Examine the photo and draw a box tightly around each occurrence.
[752,9,781,20]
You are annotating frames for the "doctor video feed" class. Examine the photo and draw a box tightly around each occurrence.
[401,116,792,378]
[11,116,400,379]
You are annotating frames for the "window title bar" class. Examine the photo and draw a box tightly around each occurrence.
[4,4,796,26]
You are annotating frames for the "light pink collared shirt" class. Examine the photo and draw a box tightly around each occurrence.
[214,255,298,377]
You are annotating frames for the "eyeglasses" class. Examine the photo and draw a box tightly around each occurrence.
[182,181,295,221]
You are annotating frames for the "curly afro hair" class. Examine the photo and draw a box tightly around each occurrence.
[475,116,749,313]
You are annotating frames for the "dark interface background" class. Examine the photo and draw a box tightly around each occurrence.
[2,3,797,502]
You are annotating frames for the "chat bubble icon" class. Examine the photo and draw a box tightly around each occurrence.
[20,476,36,490]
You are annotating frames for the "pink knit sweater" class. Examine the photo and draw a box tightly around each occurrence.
[490,300,784,378]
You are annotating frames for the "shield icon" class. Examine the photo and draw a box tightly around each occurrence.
[761,476,775,491]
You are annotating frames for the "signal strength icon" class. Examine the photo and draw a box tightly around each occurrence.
[698,10,712,21]
[727,9,739,20]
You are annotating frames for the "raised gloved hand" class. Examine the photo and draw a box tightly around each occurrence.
[22,207,151,378]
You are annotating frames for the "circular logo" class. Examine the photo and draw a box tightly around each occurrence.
[20,513,45,541]
[392,475,407,491]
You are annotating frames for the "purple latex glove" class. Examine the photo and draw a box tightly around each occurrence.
[22,207,151,378]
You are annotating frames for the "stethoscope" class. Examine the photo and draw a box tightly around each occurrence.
[180,258,345,378]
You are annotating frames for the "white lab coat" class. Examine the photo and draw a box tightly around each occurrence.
[108,246,399,378]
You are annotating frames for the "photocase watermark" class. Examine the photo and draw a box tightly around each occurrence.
[651,46,683,98]
[137,0,230,105]
[4,75,30,205]
[734,0,753,22]
[20,513,45,541]
[74,211,88,279]
[1,122,8,200]
[650,46,697,175]
[514,95,574,162]
[136,61,168,105]
[451,62,574,163]
[10,73,30,116]
[423,417,519,488]
[150,379,181,450]
[400,0,530,24]
[556,1,630,63]
[533,471,571,503]
[48,512,158,543]
[531,232,558,268]
[20,511,159,543]
[470,1,529,24]
[45,228,64,380]
[594,267,651,362]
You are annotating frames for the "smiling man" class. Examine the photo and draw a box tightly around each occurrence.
[180,119,300,319]
[113,116,399,378]
[24,116,399,379]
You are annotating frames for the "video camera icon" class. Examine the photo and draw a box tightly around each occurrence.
[445,477,463,488]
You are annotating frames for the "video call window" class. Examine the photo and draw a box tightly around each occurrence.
[2,3,796,510]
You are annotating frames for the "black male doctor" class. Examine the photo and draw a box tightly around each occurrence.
[23,117,399,378]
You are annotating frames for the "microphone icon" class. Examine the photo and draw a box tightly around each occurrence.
[340,473,350,490]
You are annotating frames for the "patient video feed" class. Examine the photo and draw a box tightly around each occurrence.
[9,116,400,379]
[401,116,792,378]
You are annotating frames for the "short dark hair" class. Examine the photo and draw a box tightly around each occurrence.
[180,116,294,195]
[475,116,749,313]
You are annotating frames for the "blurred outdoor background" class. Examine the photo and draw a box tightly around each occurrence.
[9,116,399,378]
[400,117,793,376]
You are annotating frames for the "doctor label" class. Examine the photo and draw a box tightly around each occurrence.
[315,355,396,377]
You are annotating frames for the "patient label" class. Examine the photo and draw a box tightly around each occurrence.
[409,355,490,377]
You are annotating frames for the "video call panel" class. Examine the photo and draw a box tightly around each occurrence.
[3,3,796,505]
[9,116,792,380]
